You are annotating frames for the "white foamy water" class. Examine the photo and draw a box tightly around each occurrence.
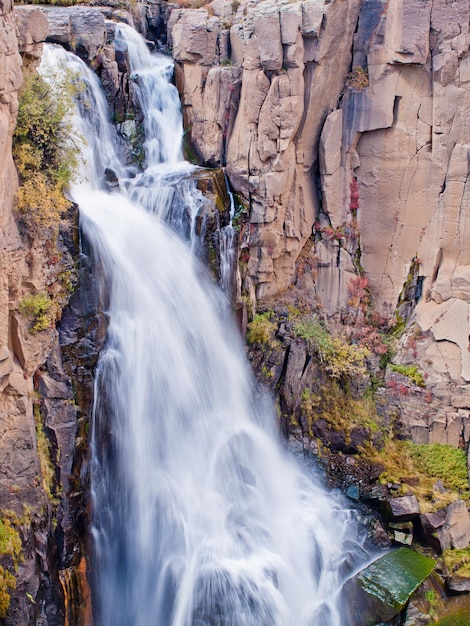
[40,28,367,626]
[219,171,237,301]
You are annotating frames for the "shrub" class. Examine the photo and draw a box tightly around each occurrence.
[0,567,16,619]
[247,311,277,347]
[13,70,78,238]
[15,173,70,235]
[346,65,369,91]
[443,547,470,578]
[301,382,378,439]
[293,316,369,379]
[18,292,53,334]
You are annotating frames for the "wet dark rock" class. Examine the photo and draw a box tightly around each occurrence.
[104,167,119,190]
[368,518,392,549]
[345,425,369,453]
[346,485,360,501]
[282,339,308,410]
[38,372,70,400]
[363,484,388,501]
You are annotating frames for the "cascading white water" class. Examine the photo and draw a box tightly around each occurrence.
[41,28,369,626]
[79,191,356,626]
[115,23,183,167]
[40,45,130,188]
[115,24,206,249]
[219,172,236,300]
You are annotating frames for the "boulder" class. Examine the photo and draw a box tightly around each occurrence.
[383,495,420,522]
[170,9,219,65]
[384,0,431,65]
[14,6,48,60]
[254,6,282,72]
[43,7,107,60]
[420,511,447,552]
[37,372,70,400]
[448,576,470,594]
[420,501,470,553]
[445,500,470,550]
[43,7,71,45]
[70,8,107,60]
[342,547,435,625]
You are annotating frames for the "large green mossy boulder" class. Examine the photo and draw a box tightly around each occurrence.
[342,547,435,625]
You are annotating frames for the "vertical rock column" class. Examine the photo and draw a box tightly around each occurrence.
[170,0,363,303]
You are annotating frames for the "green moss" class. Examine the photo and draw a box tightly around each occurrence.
[182,128,200,165]
[390,314,407,338]
[0,520,21,563]
[0,519,22,618]
[435,612,470,626]
[390,363,426,387]
[364,439,469,512]
[18,292,53,334]
[410,443,469,495]
[34,404,57,503]
[247,310,277,347]
[357,548,435,614]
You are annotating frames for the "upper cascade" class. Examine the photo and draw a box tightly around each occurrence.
[115,23,184,168]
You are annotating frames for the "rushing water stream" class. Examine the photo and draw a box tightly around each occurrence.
[41,25,369,626]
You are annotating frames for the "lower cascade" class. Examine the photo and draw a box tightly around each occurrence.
[41,25,370,626]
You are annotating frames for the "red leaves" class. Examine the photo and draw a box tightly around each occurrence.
[350,177,359,212]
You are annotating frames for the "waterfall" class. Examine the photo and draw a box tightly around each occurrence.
[40,45,130,188]
[219,172,236,300]
[115,24,206,250]
[41,28,369,626]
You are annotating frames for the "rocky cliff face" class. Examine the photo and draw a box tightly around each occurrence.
[0,3,49,623]
[171,0,470,447]
[1,0,470,621]
[0,6,87,625]
[169,0,364,303]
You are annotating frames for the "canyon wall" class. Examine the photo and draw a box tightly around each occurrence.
[0,3,52,624]
[172,0,470,446]
[169,0,364,303]
[0,5,99,624]
[1,0,470,622]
